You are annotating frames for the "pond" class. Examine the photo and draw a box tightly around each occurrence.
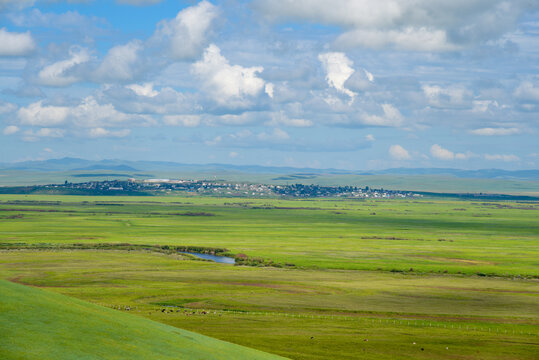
[181,252,235,264]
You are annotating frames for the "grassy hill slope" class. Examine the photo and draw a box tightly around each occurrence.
[0,279,285,360]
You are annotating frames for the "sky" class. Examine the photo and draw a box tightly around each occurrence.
[0,0,538,170]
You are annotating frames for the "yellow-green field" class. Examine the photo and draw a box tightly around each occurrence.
[0,194,538,359]
[1,194,537,276]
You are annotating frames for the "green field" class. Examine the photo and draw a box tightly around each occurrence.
[0,194,537,276]
[0,194,538,359]
[0,279,283,360]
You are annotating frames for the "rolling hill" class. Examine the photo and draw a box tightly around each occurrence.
[0,279,285,360]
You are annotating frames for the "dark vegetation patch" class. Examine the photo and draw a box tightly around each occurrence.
[145,212,215,216]
[0,208,75,213]
[248,206,323,210]
[0,200,61,206]
[360,236,430,241]
[0,206,215,217]
[480,203,538,210]
[170,212,215,216]
[0,214,24,219]
[0,186,152,196]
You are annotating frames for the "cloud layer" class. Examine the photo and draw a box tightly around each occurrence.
[0,0,536,169]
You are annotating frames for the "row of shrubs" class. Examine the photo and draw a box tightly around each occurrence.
[233,253,295,268]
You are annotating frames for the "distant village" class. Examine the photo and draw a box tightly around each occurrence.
[42,179,420,198]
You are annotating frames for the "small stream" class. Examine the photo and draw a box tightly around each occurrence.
[181,252,235,264]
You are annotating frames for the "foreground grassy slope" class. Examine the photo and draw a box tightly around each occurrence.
[0,279,284,360]
[1,251,537,360]
[0,195,537,276]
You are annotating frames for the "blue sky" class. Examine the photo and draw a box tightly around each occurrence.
[0,0,538,170]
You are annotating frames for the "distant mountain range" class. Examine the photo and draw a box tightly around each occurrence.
[0,157,538,180]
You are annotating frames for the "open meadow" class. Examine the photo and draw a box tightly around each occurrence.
[0,194,538,359]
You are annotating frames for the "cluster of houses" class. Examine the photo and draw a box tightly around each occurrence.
[49,178,419,198]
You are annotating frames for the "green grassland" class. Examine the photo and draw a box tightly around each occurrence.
[0,194,537,276]
[0,279,284,360]
[0,251,537,360]
[0,194,538,359]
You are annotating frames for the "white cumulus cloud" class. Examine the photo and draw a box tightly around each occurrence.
[95,40,142,82]
[23,128,65,141]
[361,104,403,127]
[514,81,539,102]
[254,0,537,52]
[336,27,459,52]
[389,144,411,160]
[38,46,90,87]
[88,127,131,138]
[389,145,412,160]
[484,154,520,162]
[0,28,35,56]
[257,128,290,141]
[70,96,152,128]
[268,111,313,127]
[3,125,19,135]
[17,101,69,126]
[470,127,520,136]
[318,52,356,99]
[153,0,218,60]
[265,83,274,98]
[126,83,159,97]
[163,115,201,127]
[422,84,472,109]
[17,97,153,132]
[0,101,16,114]
[430,144,454,160]
[191,44,266,107]
[430,144,472,161]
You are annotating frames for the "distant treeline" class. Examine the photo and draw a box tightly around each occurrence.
[414,191,539,201]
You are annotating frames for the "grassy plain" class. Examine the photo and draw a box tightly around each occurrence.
[0,194,537,276]
[0,194,538,359]
[0,250,537,360]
